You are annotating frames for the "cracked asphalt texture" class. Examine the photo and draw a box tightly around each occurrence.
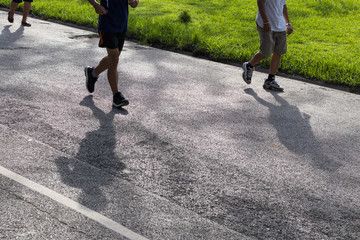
[1,10,360,239]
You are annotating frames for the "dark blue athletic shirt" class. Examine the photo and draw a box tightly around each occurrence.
[98,0,128,33]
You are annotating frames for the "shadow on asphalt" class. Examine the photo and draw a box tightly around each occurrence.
[244,88,342,172]
[0,25,24,47]
[55,95,127,211]
[0,25,24,69]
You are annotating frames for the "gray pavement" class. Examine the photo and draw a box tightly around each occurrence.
[1,10,360,240]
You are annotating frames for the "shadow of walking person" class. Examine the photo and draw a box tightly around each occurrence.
[1,25,24,68]
[245,88,342,172]
[55,96,127,211]
[0,25,24,47]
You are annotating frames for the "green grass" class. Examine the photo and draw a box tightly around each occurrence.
[1,0,359,90]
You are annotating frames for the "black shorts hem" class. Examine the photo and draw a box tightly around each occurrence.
[98,31,126,51]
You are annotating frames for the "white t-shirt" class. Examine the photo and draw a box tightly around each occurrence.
[255,0,287,32]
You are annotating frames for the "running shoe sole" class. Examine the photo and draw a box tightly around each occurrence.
[263,84,284,91]
[113,100,129,108]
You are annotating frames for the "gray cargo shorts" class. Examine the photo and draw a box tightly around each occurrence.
[257,24,287,57]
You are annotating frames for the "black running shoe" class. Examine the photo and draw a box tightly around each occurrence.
[263,79,284,91]
[84,66,98,93]
[113,92,129,108]
[242,62,254,84]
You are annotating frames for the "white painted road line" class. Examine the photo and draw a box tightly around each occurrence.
[0,165,149,240]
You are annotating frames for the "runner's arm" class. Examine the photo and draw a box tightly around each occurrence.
[88,0,107,15]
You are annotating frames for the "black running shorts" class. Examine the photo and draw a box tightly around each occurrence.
[98,31,126,51]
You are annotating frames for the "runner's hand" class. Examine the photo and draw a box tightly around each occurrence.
[129,0,139,8]
[94,4,107,15]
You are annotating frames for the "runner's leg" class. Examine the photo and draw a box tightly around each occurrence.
[106,48,121,94]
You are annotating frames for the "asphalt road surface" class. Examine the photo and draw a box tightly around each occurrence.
[1,10,360,240]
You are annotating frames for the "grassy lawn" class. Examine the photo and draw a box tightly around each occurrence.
[1,0,359,90]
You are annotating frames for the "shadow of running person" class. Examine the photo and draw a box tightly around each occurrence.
[55,95,127,211]
[244,88,342,172]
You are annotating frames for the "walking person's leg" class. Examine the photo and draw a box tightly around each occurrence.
[242,25,271,84]
[263,31,287,91]
[269,53,282,76]
[250,53,267,67]
[242,52,267,84]
[8,0,32,26]
[21,0,32,26]
[263,53,283,91]
[8,0,20,23]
